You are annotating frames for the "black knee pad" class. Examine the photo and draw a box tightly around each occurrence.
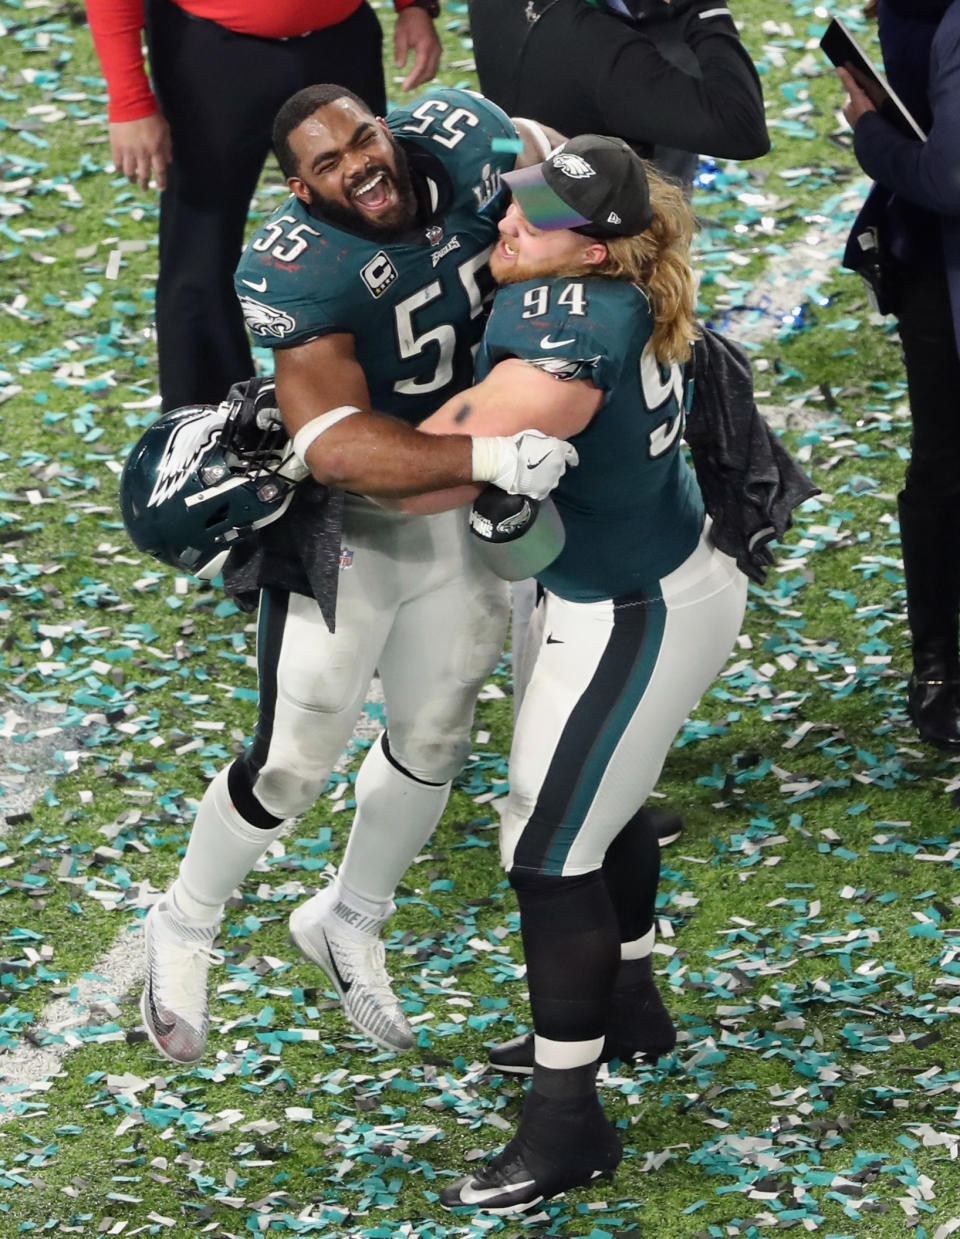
[509,868,609,932]
[227,757,284,830]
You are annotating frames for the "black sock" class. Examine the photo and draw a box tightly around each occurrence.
[510,868,619,1044]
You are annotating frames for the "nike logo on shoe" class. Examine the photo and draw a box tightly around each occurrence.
[323,935,353,996]
[539,334,575,349]
[146,980,175,1036]
[546,633,563,644]
[457,1179,538,1206]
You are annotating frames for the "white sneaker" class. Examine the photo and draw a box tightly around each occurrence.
[289,887,414,1052]
[140,897,221,1064]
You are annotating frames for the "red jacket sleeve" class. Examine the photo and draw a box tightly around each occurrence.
[85,0,158,123]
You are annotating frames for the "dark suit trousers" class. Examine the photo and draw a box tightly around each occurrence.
[899,267,960,503]
[144,0,387,411]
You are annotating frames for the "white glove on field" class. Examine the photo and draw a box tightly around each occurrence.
[472,429,578,500]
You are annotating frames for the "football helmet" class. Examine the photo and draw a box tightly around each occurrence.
[120,383,307,579]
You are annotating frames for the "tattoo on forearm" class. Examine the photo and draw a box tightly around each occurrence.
[453,401,473,424]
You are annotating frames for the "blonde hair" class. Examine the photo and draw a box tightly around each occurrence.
[564,163,700,365]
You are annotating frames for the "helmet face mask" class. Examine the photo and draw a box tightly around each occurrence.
[121,399,306,579]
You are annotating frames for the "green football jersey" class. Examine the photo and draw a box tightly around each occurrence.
[235,88,518,425]
[476,276,705,602]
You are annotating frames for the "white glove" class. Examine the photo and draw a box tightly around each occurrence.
[274,442,311,483]
[471,429,578,500]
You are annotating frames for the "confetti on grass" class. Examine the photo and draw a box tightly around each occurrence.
[1,2,960,1237]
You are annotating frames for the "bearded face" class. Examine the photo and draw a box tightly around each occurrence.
[490,201,606,285]
[287,100,418,241]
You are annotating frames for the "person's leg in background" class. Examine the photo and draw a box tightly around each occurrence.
[896,268,960,748]
[144,0,386,412]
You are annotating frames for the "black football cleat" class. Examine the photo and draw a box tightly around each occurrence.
[440,1091,621,1213]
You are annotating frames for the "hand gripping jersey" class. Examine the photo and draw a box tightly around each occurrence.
[235,88,519,426]
[476,276,705,602]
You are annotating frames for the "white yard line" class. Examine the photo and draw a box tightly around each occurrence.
[0,702,90,827]
[0,684,387,1115]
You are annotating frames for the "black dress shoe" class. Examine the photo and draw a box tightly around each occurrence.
[908,674,960,750]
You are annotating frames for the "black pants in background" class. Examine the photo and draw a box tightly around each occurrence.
[898,267,960,504]
[145,0,387,412]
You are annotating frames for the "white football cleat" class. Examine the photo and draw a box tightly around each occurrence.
[140,897,221,1064]
[289,886,414,1052]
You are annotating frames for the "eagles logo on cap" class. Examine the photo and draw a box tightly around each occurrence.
[551,153,596,179]
[502,133,654,238]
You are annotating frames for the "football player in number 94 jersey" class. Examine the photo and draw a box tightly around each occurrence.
[411,135,749,1212]
[137,83,576,1067]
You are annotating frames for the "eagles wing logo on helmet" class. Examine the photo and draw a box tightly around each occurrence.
[121,401,306,579]
[551,153,595,179]
[147,406,229,509]
[239,296,296,339]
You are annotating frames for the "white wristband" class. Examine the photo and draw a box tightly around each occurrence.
[292,405,361,468]
[471,435,507,485]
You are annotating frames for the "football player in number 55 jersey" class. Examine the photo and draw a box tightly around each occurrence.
[137,83,576,1068]
[415,136,749,1212]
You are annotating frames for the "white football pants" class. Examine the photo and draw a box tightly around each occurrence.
[501,527,747,876]
[247,496,510,816]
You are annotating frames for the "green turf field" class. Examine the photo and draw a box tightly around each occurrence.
[1,2,959,1236]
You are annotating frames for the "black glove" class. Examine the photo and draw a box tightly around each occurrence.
[222,375,287,455]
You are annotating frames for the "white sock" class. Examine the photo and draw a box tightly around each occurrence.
[533,1034,604,1070]
[339,736,450,904]
[321,874,394,940]
[620,925,655,961]
[171,765,285,925]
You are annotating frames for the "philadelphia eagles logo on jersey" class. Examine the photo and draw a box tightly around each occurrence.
[528,354,600,381]
[552,153,595,179]
[147,405,229,508]
[239,296,296,339]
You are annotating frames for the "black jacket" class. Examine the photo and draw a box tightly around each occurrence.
[468,0,769,165]
[685,328,818,583]
[843,0,960,352]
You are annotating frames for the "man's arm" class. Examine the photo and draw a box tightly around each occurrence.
[393,357,601,513]
[512,117,567,167]
[393,4,443,91]
[604,0,770,160]
[273,335,577,498]
[848,15,960,218]
[422,357,601,438]
[85,0,173,190]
